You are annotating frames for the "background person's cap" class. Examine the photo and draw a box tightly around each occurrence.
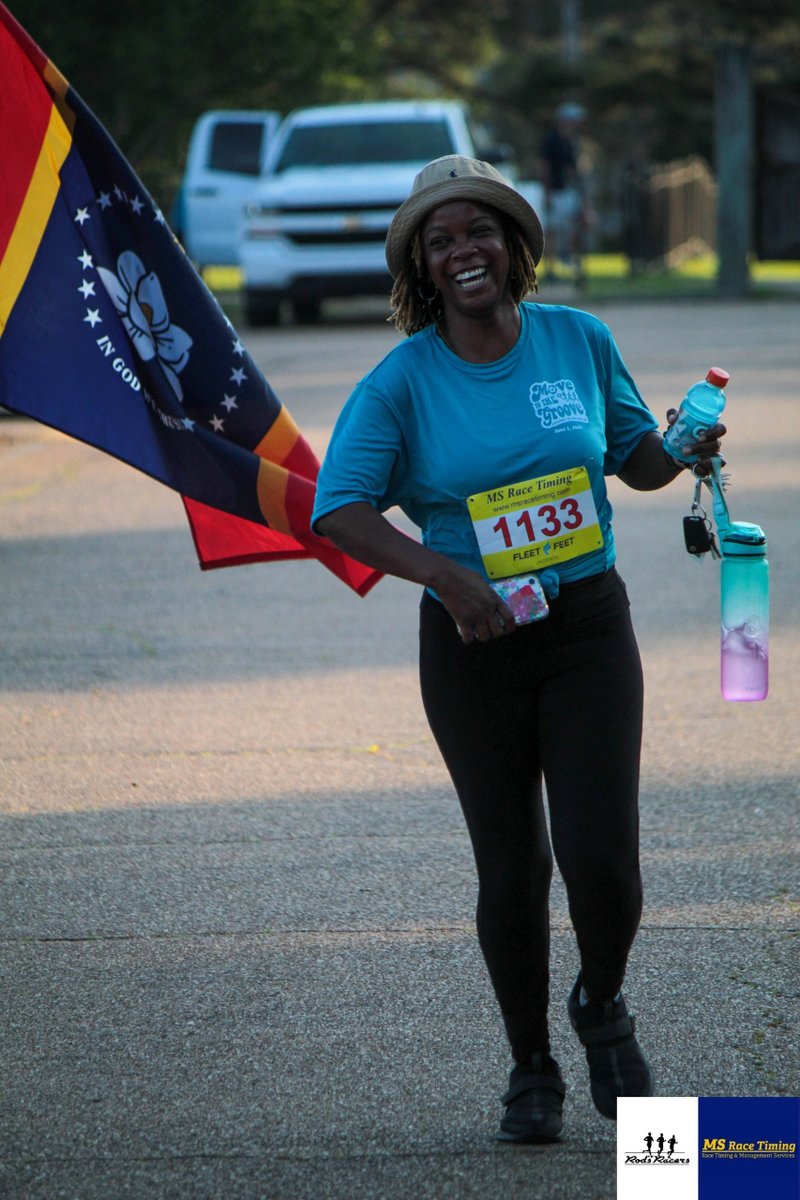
[556,102,586,122]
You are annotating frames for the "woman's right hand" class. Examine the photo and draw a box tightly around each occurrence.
[432,561,516,644]
[316,502,515,643]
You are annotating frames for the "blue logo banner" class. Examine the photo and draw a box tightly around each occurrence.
[698,1096,799,1199]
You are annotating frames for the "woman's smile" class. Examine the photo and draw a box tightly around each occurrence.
[453,266,489,290]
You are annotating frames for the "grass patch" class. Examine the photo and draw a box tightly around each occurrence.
[581,254,800,300]
[201,255,800,311]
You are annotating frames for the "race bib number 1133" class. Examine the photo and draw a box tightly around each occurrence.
[467,465,603,578]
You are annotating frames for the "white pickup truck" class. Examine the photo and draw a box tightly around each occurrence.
[172,110,280,269]
[239,100,514,324]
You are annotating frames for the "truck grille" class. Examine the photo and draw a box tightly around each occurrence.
[288,229,388,246]
[273,202,402,247]
[278,202,403,215]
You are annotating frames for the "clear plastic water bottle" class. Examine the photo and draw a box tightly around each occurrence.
[720,522,769,701]
[664,367,730,461]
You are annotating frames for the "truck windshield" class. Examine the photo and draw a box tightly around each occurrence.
[275,120,454,171]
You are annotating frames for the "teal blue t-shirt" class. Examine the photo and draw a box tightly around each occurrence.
[312,303,658,588]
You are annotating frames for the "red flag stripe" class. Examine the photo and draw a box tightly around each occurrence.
[0,3,49,73]
[182,498,309,569]
[281,436,320,481]
[0,19,56,258]
[252,406,319,482]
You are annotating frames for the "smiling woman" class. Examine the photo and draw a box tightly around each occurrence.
[309,153,727,1145]
[387,158,540,345]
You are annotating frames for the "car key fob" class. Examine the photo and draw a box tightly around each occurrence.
[683,514,713,556]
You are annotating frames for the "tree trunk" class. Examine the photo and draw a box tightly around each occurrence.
[715,42,754,297]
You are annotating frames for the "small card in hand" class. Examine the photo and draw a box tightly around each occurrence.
[491,574,549,625]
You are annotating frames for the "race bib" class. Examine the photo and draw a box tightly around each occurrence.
[467,466,603,578]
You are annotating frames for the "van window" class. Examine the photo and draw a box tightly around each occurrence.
[209,122,264,175]
[275,120,454,171]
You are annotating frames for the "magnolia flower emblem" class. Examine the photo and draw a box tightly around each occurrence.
[98,251,192,400]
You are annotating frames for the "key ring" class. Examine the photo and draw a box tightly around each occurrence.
[691,472,706,520]
[684,465,722,559]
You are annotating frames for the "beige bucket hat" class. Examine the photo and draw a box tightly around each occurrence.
[385,155,544,278]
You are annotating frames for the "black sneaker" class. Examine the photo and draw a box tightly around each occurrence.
[496,1052,565,1143]
[567,974,654,1120]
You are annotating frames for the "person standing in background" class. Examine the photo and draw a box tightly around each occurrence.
[538,102,591,281]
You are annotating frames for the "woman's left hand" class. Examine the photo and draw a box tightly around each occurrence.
[665,409,727,476]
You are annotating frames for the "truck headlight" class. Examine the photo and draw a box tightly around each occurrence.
[244,206,282,239]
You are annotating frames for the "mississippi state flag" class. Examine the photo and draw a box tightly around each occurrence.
[0,3,381,596]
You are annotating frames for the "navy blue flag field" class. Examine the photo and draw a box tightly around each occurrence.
[0,3,381,595]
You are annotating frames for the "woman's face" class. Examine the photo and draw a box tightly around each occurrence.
[420,200,511,320]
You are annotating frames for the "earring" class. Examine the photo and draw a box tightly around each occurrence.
[417,280,438,304]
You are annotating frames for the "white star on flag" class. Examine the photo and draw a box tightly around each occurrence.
[78,250,93,269]
[210,415,225,432]
[97,192,112,209]
[78,279,96,298]
[74,208,90,225]
[230,366,247,385]
[130,196,144,214]
[84,309,102,327]
[221,394,238,412]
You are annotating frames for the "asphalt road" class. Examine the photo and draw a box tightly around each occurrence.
[1,295,798,1199]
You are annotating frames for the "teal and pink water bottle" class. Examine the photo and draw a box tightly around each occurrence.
[720,522,769,701]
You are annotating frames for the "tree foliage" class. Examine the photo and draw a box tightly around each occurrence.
[484,0,800,170]
[11,0,378,199]
[9,0,800,209]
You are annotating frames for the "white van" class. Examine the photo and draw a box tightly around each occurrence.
[240,101,514,324]
[172,110,280,268]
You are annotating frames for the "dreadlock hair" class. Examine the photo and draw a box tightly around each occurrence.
[388,207,539,337]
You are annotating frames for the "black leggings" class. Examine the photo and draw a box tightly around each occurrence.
[419,569,644,1062]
